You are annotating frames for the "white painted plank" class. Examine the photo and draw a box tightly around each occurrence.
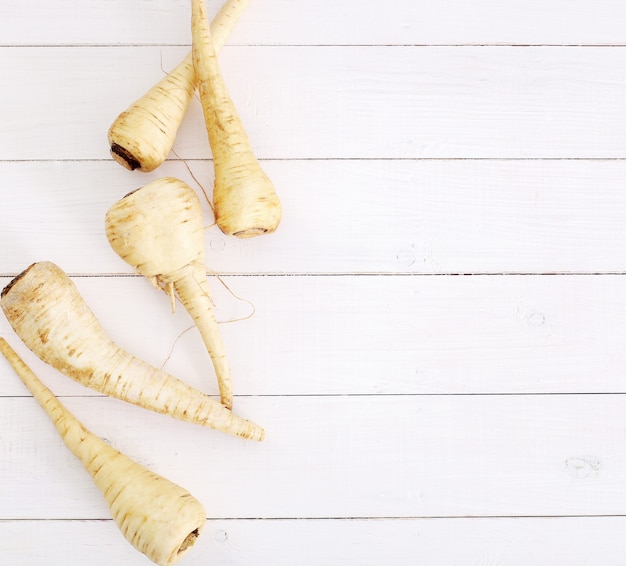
[2,47,626,161]
[2,0,626,46]
[2,516,626,565]
[1,394,625,519]
[3,159,626,275]
[2,274,626,397]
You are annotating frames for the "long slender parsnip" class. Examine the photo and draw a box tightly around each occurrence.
[108,0,249,172]
[0,261,264,441]
[0,338,206,566]
[192,0,282,238]
[105,177,234,409]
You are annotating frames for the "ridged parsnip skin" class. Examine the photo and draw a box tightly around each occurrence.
[105,177,233,409]
[107,0,250,172]
[108,54,195,173]
[0,262,264,441]
[192,0,282,238]
[0,338,206,566]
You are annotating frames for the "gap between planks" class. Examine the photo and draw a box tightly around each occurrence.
[6,513,626,522]
[5,43,626,48]
[4,272,626,278]
[5,392,626,399]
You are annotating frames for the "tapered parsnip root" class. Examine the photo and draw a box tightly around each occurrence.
[0,261,264,441]
[192,0,282,238]
[0,337,206,566]
[107,0,250,172]
[105,177,234,409]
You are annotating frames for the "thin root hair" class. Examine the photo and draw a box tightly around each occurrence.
[159,325,195,371]
[171,148,215,214]
[210,270,257,324]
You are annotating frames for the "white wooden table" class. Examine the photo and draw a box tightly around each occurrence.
[2,1,626,564]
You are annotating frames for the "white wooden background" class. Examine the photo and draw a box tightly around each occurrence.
[2,0,626,564]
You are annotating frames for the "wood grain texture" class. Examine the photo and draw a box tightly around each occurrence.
[2,0,626,46]
[1,394,625,519]
[1,47,626,161]
[0,517,626,566]
[2,159,626,275]
[2,274,626,397]
[2,517,626,565]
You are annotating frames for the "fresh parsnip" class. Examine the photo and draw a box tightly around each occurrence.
[108,0,249,172]
[0,261,264,441]
[105,177,234,409]
[192,0,282,238]
[0,337,206,566]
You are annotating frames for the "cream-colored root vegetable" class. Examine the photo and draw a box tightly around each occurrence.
[108,0,249,172]
[0,261,264,441]
[0,337,206,566]
[192,0,282,238]
[105,177,233,409]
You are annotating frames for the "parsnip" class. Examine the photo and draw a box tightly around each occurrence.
[0,337,206,566]
[0,261,264,441]
[105,177,234,409]
[192,0,282,238]
[108,0,249,172]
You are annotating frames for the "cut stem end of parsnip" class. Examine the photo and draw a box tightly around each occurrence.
[178,528,201,554]
[110,142,142,171]
[233,227,269,238]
